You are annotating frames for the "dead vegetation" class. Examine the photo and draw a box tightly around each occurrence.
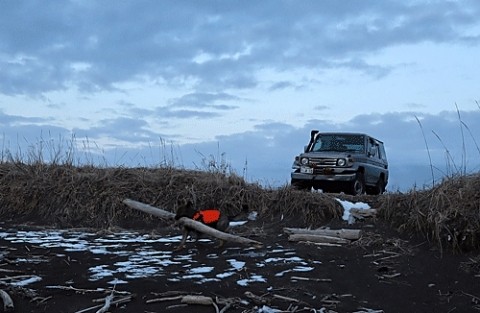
[1,161,479,252]
[0,162,341,231]
[378,173,480,252]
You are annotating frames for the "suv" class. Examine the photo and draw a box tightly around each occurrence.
[291,131,388,195]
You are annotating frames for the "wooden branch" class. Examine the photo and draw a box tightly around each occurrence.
[123,199,175,220]
[290,276,332,282]
[0,275,36,283]
[146,295,219,313]
[218,298,236,313]
[46,285,131,295]
[181,295,214,305]
[272,294,300,303]
[31,296,52,304]
[0,290,14,311]
[350,208,377,218]
[284,228,361,240]
[96,294,114,313]
[74,296,132,313]
[311,242,343,247]
[244,291,270,305]
[123,198,263,248]
[178,217,263,247]
[146,295,183,304]
[288,234,350,245]
[0,269,22,273]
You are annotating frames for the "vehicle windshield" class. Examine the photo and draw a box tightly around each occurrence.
[311,134,365,153]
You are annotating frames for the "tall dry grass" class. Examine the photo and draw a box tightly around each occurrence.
[0,160,342,231]
[378,173,480,252]
[381,104,480,252]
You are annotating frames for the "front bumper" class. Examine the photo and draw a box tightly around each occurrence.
[291,171,357,182]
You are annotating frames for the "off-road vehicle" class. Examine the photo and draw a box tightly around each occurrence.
[291,131,388,195]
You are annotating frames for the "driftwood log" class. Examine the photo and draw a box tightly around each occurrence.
[123,199,263,248]
[123,199,175,220]
[284,227,362,245]
[350,208,377,220]
[284,228,361,240]
[288,234,350,244]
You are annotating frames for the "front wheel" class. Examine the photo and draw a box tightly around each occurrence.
[348,172,365,196]
[366,176,385,195]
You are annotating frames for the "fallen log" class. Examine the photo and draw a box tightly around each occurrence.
[146,295,219,313]
[288,233,350,245]
[350,208,377,219]
[123,199,175,220]
[177,218,263,247]
[284,227,361,240]
[123,198,263,248]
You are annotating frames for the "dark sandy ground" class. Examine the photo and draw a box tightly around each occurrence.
[1,215,479,313]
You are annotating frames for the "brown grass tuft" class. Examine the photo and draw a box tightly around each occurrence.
[378,173,480,252]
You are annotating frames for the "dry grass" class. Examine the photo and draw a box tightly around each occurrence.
[378,173,480,252]
[0,162,342,230]
[1,161,479,253]
[460,255,480,276]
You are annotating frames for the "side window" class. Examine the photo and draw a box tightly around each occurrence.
[369,138,385,160]
[368,137,387,161]
[379,144,387,161]
[372,145,378,158]
[368,138,377,157]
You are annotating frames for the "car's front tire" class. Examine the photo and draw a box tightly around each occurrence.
[348,172,366,196]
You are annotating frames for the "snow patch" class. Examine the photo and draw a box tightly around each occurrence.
[336,198,370,224]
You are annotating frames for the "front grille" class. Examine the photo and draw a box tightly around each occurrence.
[308,158,337,167]
[313,168,335,175]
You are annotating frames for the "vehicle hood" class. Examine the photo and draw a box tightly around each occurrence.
[300,151,356,158]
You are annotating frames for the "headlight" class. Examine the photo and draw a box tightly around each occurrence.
[301,157,309,165]
[336,158,346,166]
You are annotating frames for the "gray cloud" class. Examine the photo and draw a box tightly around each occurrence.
[0,111,50,125]
[268,81,296,91]
[168,92,240,110]
[1,1,479,95]
[157,109,221,119]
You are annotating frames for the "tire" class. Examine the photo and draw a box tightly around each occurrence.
[372,176,385,195]
[348,172,365,196]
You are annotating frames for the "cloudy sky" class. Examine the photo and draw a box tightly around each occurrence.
[1,1,479,191]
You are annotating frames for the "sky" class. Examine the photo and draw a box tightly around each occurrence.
[1,0,480,191]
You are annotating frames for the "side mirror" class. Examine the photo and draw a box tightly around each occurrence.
[304,145,308,152]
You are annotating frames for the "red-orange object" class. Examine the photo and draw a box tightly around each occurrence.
[193,209,221,224]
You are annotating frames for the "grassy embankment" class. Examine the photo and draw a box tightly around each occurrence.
[0,133,479,253]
